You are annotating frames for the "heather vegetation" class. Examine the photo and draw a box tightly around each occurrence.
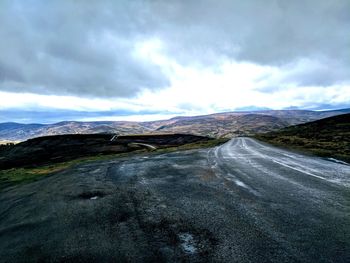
[256,114,350,163]
[0,135,228,189]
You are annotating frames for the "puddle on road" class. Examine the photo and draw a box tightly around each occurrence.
[77,191,105,200]
[178,233,197,254]
[234,179,248,189]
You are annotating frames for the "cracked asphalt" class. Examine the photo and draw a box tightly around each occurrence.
[0,137,349,262]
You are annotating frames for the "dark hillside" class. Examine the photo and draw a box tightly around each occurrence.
[256,114,350,162]
[0,133,212,169]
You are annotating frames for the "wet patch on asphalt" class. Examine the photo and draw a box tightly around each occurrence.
[77,190,106,200]
[179,232,197,254]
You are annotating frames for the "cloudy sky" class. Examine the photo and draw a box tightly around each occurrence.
[0,0,349,123]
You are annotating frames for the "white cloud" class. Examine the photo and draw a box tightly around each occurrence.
[1,38,349,121]
[131,42,350,113]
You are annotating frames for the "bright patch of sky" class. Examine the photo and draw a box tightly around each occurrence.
[0,0,349,123]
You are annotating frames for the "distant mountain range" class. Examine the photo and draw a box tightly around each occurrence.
[1,108,349,142]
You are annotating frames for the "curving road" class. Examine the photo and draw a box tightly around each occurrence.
[209,137,350,188]
[0,137,349,262]
[207,137,350,262]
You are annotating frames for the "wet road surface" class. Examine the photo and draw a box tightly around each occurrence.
[0,137,349,262]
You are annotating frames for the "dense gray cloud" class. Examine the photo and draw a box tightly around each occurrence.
[153,1,350,61]
[0,0,169,97]
[151,0,350,85]
[0,0,349,98]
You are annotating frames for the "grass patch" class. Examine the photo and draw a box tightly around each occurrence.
[0,163,71,189]
[0,151,143,190]
[0,138,228,190]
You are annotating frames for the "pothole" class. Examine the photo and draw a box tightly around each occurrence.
[178,233,197,254]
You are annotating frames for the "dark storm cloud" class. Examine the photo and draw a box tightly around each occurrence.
[0,0,169,97]
[157,0,350,87]
[152,0,350,64]
[0,0,349,98]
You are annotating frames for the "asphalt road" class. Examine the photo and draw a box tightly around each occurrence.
[0,137,349,262]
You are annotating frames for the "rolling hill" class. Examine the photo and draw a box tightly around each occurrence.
[255,113,350,162]
[0,108,349,141]
[154,114,288,137]
[0,134,213,170]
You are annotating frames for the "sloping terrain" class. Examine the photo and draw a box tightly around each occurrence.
[243,108,350,125]
[154,114,288,137]
[0,108,349,141]
[0,134,212,170]
[0,121,150,142]
[256,113,350,162]
[151,109,350,137]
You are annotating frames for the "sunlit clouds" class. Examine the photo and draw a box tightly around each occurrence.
[0,0,349,122]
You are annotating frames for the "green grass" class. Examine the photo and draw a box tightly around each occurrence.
[0,151,144,190]
[0,164,71,189]
[0,138,228,190]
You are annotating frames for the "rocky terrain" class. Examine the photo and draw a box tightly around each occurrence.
[1,109,349,142]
